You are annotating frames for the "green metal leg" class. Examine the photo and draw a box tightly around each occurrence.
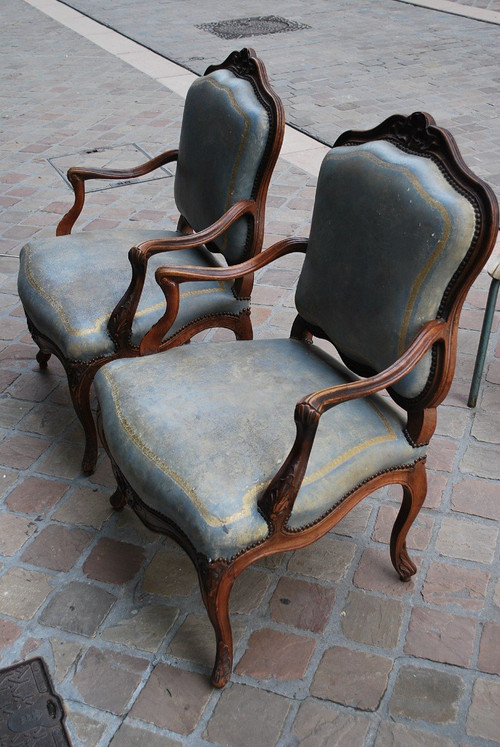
[468,277,499,408]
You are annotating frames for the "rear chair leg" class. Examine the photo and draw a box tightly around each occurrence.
[110,488,127,510]
[234,311,253,341]
[390,460,427,581]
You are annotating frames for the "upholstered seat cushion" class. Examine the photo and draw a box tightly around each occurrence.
[95,339,427,560]
[18,229,247,361]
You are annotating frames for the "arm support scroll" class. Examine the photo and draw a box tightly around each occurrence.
[107,200,261,350]
[257,401,320,531]
[56,149,179,236]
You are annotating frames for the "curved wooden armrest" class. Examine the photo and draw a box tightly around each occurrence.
[258,319,448,529]
[134,199,261,259]
[107,200,262,349]
[156,236,308,285]
[139,237,308,354]
[301,319,447,415]
[56,149,179,236]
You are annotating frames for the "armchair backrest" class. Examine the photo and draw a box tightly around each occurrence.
[174,48,284,266]
[295,112,498,409]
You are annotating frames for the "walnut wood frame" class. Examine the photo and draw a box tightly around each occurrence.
[98,112,498,688]
[25,48,285,474]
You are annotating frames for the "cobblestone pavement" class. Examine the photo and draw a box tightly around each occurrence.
[60,0,500,202]
[1,1,499,746]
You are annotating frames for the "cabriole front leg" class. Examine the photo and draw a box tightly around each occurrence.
[66,361,100,475]
[198,559,235,688]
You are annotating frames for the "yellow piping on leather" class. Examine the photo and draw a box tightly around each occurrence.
[24,246,227,338]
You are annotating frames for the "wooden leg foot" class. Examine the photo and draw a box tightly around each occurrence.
[36,349,51,368]
[110,488,126,511]
[393,541,417,581]
[211,641,233,688]
[81,442,98,475]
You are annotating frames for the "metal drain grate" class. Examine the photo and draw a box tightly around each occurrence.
[197,15,310,39]
[0,658,71,746]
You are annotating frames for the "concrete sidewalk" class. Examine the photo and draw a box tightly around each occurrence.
[1,1,499,746]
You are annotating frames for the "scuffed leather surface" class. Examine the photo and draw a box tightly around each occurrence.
[95,338,426,560]
[174,69,270,265]
[18,229,247,361]
[295,141,476,400]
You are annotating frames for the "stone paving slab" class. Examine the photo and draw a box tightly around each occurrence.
[59,0,500,202]
[0,1,499,746]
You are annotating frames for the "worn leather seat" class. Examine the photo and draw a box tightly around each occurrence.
[96,338,427,559]
[19,232,240,361]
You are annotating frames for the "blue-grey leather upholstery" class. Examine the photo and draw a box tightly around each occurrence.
[175,69,270,265]
[295,141,476,400]
[95,339,426,560]
[18,229,246,361]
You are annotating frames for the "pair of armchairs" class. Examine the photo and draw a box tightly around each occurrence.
[18,50,499,688]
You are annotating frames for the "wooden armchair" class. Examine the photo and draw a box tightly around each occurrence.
[17,48,284,473]
[94,112,498,687]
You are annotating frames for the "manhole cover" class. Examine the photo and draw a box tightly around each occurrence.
[197,15,310,39]
[48,143,174,192]
[0,657,71,746]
